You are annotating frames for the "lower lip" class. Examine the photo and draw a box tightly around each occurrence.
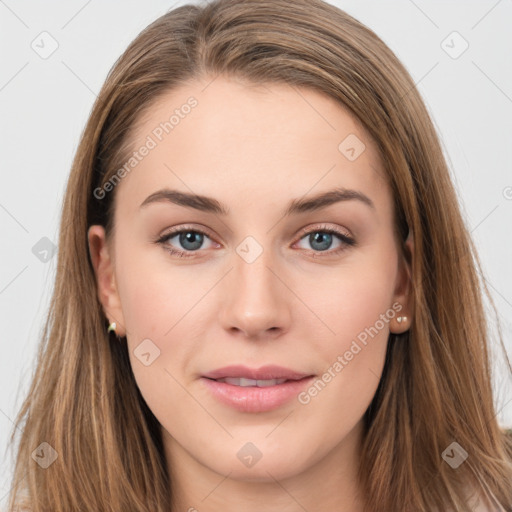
[200,376,315,413]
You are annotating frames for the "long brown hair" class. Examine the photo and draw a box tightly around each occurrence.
[6,0,512,510]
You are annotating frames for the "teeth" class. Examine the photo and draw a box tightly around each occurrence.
[217,377,288,387]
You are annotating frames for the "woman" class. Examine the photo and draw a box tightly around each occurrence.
[6,0,512,510]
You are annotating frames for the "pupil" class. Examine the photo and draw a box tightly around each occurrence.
[180,231,203,250]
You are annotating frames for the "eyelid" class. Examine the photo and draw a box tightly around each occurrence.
[158,222,354,242]
[158,223,218,242]
[294,223,354,242]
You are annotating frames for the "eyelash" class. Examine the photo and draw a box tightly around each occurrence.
[155,223,356,259]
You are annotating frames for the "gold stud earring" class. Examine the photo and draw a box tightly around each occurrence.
[107,322,117,334]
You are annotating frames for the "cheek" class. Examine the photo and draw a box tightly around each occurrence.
[113,248,203,419]
[113,242,219,390]
[114,243,198,340]
[300,252,397,346]
[292,251,396,418]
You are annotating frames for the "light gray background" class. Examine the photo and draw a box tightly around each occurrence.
[1,0,511,504]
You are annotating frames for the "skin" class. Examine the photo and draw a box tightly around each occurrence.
[88,74,413,512]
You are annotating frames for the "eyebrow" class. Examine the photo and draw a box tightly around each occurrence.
[139,187,375,215]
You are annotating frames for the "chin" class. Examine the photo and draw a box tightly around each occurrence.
[200,437,315,482]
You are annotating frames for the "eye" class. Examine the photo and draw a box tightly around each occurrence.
[155,225,218,258]
[294,224,355,255]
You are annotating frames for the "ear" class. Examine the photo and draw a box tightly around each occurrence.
[87,225,126,337]
[389,231,414,334]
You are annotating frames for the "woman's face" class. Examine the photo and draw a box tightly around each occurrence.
[89,75,412,484]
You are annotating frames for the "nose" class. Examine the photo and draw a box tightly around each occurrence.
[218,245,292,340]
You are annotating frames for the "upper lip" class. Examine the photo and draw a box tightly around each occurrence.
[202,365,313,381]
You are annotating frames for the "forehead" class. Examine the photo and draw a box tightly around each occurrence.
[115,75,390,217]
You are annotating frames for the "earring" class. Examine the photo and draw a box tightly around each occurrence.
[397,316,408,324]
[107,322,117,334]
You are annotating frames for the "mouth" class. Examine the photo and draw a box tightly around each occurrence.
[208,377,289,387]
[200,365,315,413]
[202,364,312,382]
